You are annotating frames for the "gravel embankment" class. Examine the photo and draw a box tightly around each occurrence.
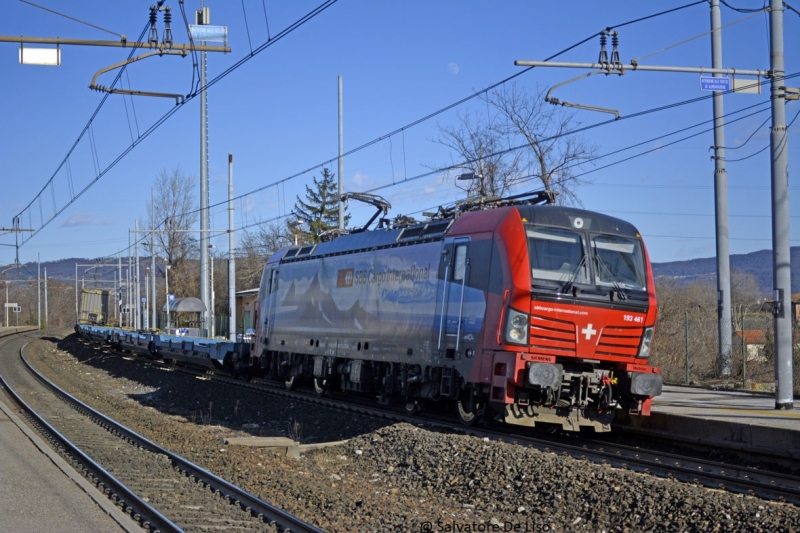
[20,331,800,533]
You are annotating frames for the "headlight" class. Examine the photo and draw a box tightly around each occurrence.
[505,309,529,345]
[637,327,654,358]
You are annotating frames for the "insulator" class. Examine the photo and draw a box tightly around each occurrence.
[148,5,159,45]
[162,29,173,46]
[598,31,608,65]
[610,31,621,66]
[162,6,173,46]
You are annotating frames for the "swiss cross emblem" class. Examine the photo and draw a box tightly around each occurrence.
[581,323,597,340]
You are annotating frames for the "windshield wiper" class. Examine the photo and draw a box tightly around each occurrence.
[594,255,627,301]
[561,255,587,296]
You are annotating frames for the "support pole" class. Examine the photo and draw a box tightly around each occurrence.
[338,75,344,231]
[151,187,157,330]
[710,0,732,376]
[44,267,48,328]
[37,253,41,330]
[685,311,690,385]
[135,219,140,330]
[769,0,793,410]
[75,263,78,325]
[198,7,211,337]
[228,153,236,342]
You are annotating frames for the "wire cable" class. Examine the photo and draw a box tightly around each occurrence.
[240,0,254,54]
[14,0,705,254]
[19,1,756,260]
[18,0,125,37]
[720,0,768,13]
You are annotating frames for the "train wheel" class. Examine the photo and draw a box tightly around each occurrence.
[313,378,327,397]
[284,375,296,390]
[456,392,483,427]
[404,400,421,414]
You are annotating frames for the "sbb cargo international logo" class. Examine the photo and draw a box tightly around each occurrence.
[337,268,354,288]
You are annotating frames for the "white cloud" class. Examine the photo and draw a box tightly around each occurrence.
[351,171,370,187]
[242,196,258,214]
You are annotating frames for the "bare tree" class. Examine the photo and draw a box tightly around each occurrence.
[236,221,294,290]
[435,111,523,198]
[147,168,198,267]
[489,84,596,205]
[434,83,596,205]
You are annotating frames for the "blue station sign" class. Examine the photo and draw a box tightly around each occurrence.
[700,76,731,91]
[189,25,228,42]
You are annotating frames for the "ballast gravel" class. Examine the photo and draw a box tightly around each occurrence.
[20,332,800,533]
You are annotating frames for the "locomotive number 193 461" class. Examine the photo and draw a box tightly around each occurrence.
[623,314,644,323]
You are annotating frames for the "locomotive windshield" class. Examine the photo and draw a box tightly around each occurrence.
[526,227,588,284]
[526,225,648,297]
[592,235,647,291]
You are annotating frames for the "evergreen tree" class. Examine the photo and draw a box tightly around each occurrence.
[292,168,349,243]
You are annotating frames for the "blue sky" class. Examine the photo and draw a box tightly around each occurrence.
[0,0,798,269]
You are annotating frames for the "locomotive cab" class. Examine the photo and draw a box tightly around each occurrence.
[484,205,662,431]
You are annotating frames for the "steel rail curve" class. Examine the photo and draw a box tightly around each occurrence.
[0,330,324,533]
[0,335,180,532]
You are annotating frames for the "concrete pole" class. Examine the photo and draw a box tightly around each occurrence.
[166,265,171,330]
[710,0,732,376]
[135,220,140,330]
[145,271,149,330]
[151,187,157,330]
[338,75,344,231]
[126,266,130,328]
[44,267,48,328]
[198,8,211,337]
[118,254,122,325]
[228,153,236,341]
[210,248,215,337]
[75,263,78,325]
[769,0,793,409]
[37,254,41,330]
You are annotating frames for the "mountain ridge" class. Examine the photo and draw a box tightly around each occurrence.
[651,247,800,295]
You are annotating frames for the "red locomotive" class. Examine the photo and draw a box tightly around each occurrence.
[251,192,661,431]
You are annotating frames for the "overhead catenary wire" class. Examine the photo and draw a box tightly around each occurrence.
[14,0,707,257]
[240,0,254,55]
[109,0,719,253]
[192,97,783,253]
[21,0,784,262]
[14,0,339,250]
[18,0,125,38]
[112,70,793,261]
[178,0,201,96]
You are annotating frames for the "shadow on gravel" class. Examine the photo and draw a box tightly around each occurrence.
[55,333,394,444]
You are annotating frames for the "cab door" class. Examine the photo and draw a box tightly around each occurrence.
[438,238,470,359]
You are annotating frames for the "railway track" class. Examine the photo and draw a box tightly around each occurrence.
[0,333,323,533]
[89,336,800,507]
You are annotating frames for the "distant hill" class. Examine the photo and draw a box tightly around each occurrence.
[1,257,167,285]
[652,247,800,295]
[5,248,799,296]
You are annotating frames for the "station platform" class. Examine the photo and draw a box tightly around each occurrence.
[0,398,141,532]
[0,326,38,338]
[618,385,800,458]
